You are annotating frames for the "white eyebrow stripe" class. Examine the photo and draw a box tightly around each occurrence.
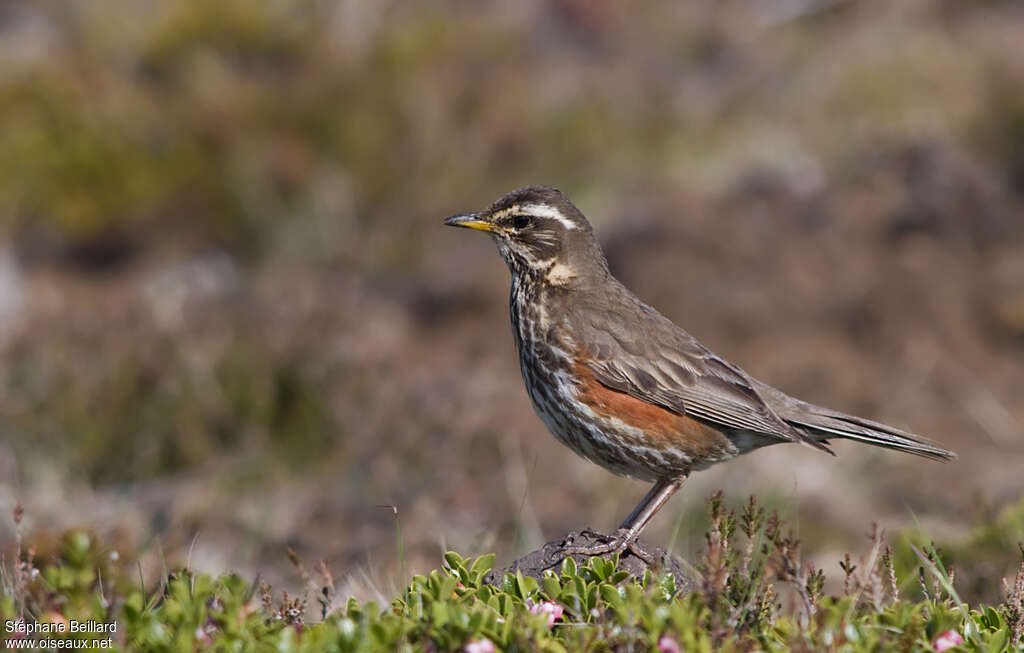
[520,204,578,230]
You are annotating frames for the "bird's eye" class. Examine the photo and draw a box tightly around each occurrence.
[512,214,531,229]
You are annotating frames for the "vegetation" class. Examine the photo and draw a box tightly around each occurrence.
[4,494,1022,651]
[2,3,1023,649]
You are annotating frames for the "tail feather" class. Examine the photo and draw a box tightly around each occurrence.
[754,380,956,461]
[786,407,955,461]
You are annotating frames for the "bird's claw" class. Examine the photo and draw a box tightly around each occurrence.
[559,528,657,566]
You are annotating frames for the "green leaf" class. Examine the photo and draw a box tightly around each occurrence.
[600,584,624,609]
[573,576,587,596]
[468,610,484,632]
[984,629,1008,653]
[591,556,611,580]
[431,601,449,627]
[471,554,497,578]
[658,574,677,600]
[540,639,569,653]
[982,606,1004,630]
[445,551,466,569]
[346,596,361,616]
[584,583,598,613]
[541,576,562,601]
[515,571,538,600]
[561,556,577,578]
[503,573,518,596]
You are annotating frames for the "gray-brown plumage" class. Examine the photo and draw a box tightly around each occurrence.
[445,185,954,557]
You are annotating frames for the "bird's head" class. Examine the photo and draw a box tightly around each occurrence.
[444,185,608,285]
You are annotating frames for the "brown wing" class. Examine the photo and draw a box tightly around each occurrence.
[573,294,831,452]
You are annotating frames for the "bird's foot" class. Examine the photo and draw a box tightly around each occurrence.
[560,528,656,566]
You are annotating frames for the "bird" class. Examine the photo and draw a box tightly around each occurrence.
[444,185,955,560]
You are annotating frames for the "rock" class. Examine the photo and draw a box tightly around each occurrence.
[484,529,693,592]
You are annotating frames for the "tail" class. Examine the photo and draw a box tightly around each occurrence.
[785,405,955,460]
[756,382,956,461]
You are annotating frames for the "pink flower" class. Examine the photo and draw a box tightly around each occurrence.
[658,635,682,653]
[194,626,212,646]
[529,600,564,628]
[933,630,963,651]
[465,638,496,653]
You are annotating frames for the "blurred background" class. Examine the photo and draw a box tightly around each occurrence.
[1,0,1022,603]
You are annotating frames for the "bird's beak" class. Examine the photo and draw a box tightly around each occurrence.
[444,213,497,233]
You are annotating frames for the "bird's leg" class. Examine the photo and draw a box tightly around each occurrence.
[562,475,688,564]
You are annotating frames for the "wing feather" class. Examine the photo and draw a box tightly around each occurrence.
[574,297,815,446]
